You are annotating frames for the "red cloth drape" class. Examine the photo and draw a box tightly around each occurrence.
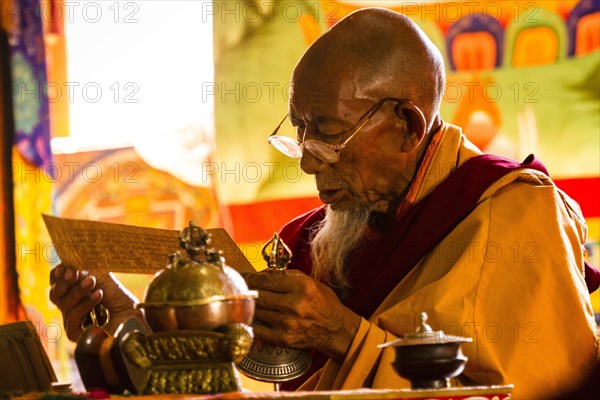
[0,25,25,323]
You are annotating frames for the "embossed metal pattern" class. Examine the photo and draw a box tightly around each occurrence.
[237,345,312,382]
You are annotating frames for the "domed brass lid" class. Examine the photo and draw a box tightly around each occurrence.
[379,312,472,348]
[137,222,257,309]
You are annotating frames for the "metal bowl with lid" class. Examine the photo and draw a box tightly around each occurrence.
[136,222,258,332]
[379,312,472,389]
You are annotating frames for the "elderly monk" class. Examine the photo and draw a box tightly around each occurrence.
[50,8,598,399]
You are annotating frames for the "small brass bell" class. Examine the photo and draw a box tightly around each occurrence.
[236,233,311,390]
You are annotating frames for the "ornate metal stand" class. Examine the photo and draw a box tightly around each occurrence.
[119,325,253,394]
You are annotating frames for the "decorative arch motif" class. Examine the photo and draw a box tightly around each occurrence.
[567,0,600,56]
[446,13,504,71]
[504,7,567,67]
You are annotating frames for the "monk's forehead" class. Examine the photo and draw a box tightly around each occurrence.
[291,39,413,99]
[290,48,385,107]
[292,62,349,99]
[290,59,422,109]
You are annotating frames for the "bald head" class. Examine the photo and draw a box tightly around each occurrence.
[292,8,445,133]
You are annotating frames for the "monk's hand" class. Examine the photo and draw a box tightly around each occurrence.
[243,270,361,362]
[49,264,142,341]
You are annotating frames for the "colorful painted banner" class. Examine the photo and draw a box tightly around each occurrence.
[213,0,599,244]
[7,0,52,167]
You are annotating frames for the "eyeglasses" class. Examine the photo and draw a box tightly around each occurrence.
[268,97,411,164]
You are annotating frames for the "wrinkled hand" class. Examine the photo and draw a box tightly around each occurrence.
[243,270,361,362]
[49,264,143,341]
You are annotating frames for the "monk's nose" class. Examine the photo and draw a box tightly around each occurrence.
[300,148,327,175]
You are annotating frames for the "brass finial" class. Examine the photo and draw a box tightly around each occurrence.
[179,221,210,260]
[416,312,433,334]
[261,232,292,272]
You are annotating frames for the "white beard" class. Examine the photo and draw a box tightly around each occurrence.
[309,205,373,288]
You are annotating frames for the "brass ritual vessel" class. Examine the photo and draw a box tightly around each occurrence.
[237,233,311,390]
[75,222,258,395]
[379,312,472,389]
[138,223,257,333]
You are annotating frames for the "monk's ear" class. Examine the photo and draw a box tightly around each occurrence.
[394,102,426,152]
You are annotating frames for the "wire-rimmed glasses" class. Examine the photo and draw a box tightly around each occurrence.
[268,97,412,164]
